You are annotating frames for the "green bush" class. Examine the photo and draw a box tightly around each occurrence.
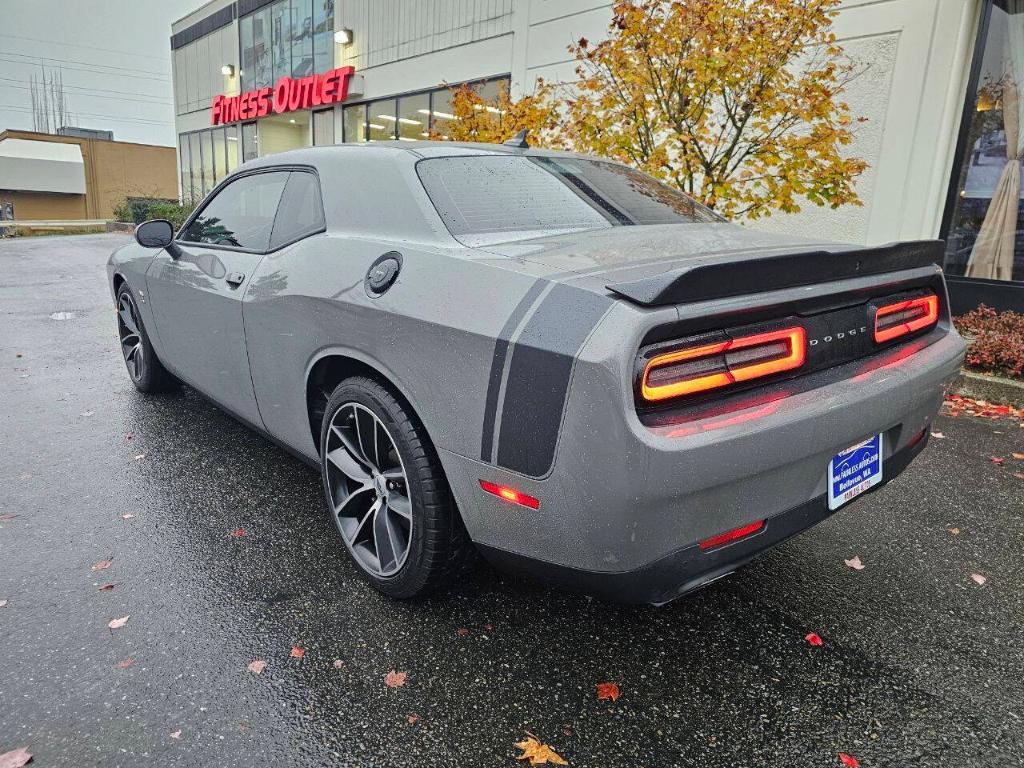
[113,196,196,229]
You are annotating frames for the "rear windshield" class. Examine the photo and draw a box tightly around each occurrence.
[416,155,722,246]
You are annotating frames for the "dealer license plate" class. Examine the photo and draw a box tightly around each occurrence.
[828,434,883,510]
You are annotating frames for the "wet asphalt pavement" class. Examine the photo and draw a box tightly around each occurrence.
[1,233,1023,768]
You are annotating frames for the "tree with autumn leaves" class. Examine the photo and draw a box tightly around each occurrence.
[436,0,866,221]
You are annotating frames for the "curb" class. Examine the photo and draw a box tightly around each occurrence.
[951,370,1024,407]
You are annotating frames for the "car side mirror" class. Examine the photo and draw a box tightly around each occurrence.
[135,219,175,249]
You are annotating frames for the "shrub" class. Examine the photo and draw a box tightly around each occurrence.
[953,305,1024,378]
[113,196,196,229]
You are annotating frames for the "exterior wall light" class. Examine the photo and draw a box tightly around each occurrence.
[221,64,235,77]
[334,28,353,45]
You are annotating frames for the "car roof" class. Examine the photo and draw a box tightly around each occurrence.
[241,140,602,167]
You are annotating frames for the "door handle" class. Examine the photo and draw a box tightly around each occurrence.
[225,272,245,287]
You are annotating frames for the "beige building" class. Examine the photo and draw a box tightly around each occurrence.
[0,129,178,222]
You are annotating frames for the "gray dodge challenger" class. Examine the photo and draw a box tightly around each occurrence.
[108,138,966,604]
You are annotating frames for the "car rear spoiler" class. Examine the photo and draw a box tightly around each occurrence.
[605,239,944,307]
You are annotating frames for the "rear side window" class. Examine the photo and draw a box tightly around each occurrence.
[269,171,326,249]
[181,171,288,250]
[416,155,721,246]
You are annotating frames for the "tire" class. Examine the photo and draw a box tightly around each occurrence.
[115,283,177,393]
[319,376,475,598]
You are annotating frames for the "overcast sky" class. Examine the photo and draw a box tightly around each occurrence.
[0,0,197,146]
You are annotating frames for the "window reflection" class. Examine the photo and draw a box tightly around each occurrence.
[945,1,1024,282]
[313,0,334,72]
[368,98,398,141]
[343,104,366,142]
[398,93,429,141]
[289,0,314,77]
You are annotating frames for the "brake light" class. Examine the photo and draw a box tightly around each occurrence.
[873,294,939,343]
[641,327,807,402]
[479,480,540,510]
[699,520,765,551]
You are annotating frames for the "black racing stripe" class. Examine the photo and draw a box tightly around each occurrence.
[480,279,547,461]
[496,284,612,477]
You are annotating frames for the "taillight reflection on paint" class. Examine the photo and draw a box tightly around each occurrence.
[479,480,540,510]
[699,520,765,551]
[641,327,807,402]
[873,294,939,343]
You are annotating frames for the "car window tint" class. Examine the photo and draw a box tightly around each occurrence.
[181,171,288,250]
[269,171,326,249]
[416,155,721,246]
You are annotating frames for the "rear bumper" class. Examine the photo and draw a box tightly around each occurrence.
[478,428,930,605]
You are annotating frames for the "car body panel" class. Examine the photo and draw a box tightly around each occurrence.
[108,141,968,603]
[147,244,267,426]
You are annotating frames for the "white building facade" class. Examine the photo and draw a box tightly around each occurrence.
[170,0,1024,311]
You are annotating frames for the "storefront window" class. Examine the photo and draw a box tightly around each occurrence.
[252,7,272,89]
[343,104,366,143]
[368,98,398,142]
[200,130,216,195]
[289,0,314,77]
[313,0,335,72]
[188,132,202,199]
[179,135,192,206]
[428,88,458,139]
[241,122,259,163]
[398,93,429,141]
[240,14,254,93]
[226,125,240,172]
[212,127,227,184]
[313,108,335,145]
[271,1,291,84]
[945,0,1024,283]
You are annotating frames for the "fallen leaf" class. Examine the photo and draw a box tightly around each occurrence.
[596,682,620,701]
[1014,472,1024,480]
[515,734,568,766]
[1013,453,1024,460]
[247,659,267,675]
[121,514,135,520]
[843,555,865,571]
[0,746,32,768]
[332,659,344,669]
[948,527,960,535]
[228,528,246,538]
[0,600,7,608]
[457,627,470,637]
[407,713,418,725]
[81,410,95,417]
[0,514,16,522]
[98,582,118,591]
[133,454,146,461]
[290,646,304,659]
[169,730,181,740]
[805,632,823,647]
[108,615,130,629]
[125,432,134,441]
[385,670,408,688]
[485,623,495,631]
[91,559,112,571]
[930,431,945,439]
[991,456,1005,465]
[838,753,859,768]
[116,658,135,669]
[971,573,987,586]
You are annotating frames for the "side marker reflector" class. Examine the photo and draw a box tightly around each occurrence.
[479,480,540,510]
[699,520,765,551]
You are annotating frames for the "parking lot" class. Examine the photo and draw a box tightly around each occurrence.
[2,233,1023,767]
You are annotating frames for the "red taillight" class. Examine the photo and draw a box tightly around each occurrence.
[479,480,540,510]
[699,520,765,551]
[641,327,807,402]
[873,294,939,343]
